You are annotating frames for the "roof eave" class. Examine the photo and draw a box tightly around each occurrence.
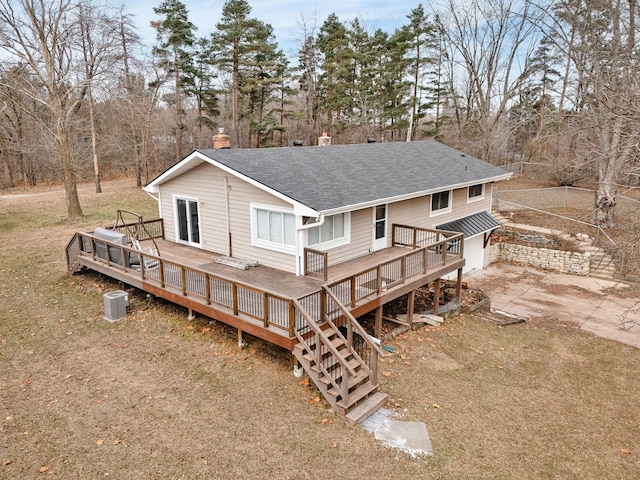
[317,173,513,215]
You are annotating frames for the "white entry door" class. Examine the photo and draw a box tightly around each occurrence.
[373,204,387,251]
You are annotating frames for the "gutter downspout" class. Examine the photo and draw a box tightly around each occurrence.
[224,176,231,256]
[296,213,325,276]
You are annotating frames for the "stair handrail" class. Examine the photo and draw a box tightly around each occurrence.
[292,298,357,377]
[323,286,386,359]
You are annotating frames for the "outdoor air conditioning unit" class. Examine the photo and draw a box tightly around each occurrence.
[103,290,129,322]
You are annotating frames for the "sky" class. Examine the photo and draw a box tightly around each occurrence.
[127,0,419,57]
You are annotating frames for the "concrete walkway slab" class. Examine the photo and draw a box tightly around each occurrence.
[374,420,433,458]
[466,264,640,349]
[361,408,433,458]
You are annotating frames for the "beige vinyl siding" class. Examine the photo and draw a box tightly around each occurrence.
[159,162,227,252]
[321,208,372,267]
[158,160,297,273]
[388,184,493,230]
[429,186,493,227]
[322,183,495,267]
[226,171,296,272]
[388,197,431,229]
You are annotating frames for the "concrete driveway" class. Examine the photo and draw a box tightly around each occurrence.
[465,263,640,349]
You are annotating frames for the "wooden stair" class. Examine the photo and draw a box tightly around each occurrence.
[293,322,387,425]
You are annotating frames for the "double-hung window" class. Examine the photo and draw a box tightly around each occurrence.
[467,183,484,202]
[430,190,451,216]
[252,206,296,252]
[308,213,347,247]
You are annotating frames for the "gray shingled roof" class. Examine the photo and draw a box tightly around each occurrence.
[437,211,501,238]
[193,140,510,213]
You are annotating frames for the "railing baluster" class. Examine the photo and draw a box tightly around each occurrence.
[263,294,269,327]
[232,284,238,315]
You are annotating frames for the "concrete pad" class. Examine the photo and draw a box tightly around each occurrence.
[466,264,640,349]
[374,420,433,458]
[361,408,433,458]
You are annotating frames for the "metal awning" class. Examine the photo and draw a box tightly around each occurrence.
[436,211,501,239]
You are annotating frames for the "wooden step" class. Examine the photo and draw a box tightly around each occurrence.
[335,381,378,409]
[327,369,372,397]
[315,359,363,385]
[345,392,389,425]
[310,356,360,376]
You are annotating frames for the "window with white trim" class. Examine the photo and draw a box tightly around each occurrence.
[430,190,451,215]
[308,213,347,246]
[252,207,296,252]
[467,183,484,202]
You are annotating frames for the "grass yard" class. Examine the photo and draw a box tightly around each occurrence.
[1,180,639,479]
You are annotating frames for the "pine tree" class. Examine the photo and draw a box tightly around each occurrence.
[316,13,352,134]
[152,0,197,162]
[399,4,437,141]
[212,0,261,148]
[191,37,219,148]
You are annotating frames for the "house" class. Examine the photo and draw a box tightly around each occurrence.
[66,135,511,422]
[143,134,511,278]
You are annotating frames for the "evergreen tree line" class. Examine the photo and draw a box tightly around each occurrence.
[0,0,638,227]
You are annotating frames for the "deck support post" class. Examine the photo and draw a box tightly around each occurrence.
[433,278,441,316]
[188,308,196,321]
[407,290,415,327]
[456,268,463,306]
[293,357,303,378]
[237,329,247,348]
[374,305,383,339]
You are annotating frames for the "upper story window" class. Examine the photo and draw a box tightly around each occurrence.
[308,213,347,247]
[430,190,451,216]
[252,206,296,253]
[468,183,484,202]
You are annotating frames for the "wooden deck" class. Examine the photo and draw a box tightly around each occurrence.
[66,221,465,351]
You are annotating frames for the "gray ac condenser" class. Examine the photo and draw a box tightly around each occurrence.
[103,290,129,322]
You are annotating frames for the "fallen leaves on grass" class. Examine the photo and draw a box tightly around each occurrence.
[381,371,391,377]
[299,378,309,386]
[620,448,631,454]
[308,396,320,404]
[96,439,104,445]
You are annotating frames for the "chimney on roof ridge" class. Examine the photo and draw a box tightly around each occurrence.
[212,128,231,149]
[318,131,331,147]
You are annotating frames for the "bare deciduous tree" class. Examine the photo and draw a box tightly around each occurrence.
[0,0,87,218]
[437,0,544,162]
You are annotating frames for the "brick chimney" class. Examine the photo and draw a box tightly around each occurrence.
[318,132,331,147]
[212,128,231,149]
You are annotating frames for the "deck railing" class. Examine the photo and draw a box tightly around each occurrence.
[68,224,463,340]
[293,287,385,406]
[303,247,328,280]
[72,231,296,333]
[325,230,463,308]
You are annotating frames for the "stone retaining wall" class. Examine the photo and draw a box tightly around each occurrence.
[490,242,590,275]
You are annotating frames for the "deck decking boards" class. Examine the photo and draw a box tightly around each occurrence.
[72,231,464,351]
